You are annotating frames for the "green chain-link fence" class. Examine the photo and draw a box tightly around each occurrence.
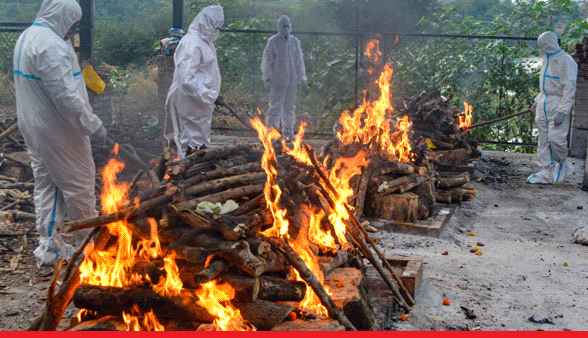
[0,31,18,117]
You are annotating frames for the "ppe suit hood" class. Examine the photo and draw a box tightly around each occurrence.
[277,15,291,31]
[537,31,560,54]
[34,0,81,39]
[189,5,224,42]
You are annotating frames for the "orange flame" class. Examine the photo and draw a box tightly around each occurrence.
[458,101,473,130]
[78,146,183,330]
[365,39,382,63]
[122,305,164,331]
[195,281,254,331]
[251,114,289,239]
[338,39,412,162]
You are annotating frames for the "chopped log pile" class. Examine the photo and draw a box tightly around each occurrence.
[399,90,482,166]
[0,121,36,223]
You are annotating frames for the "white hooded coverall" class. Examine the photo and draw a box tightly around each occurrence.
[527,32,577,184]
[165,5,224,158]
[261,15,307,140]
[13,0,102,266]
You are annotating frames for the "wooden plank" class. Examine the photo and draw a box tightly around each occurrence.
[271,319,345,331]
[369,206,454,238]
[384,255,424,299]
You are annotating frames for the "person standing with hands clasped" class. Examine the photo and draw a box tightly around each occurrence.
[261,15,307,141]
[166,5,224,158]
[527,31,577,184]
[13,0,106,266]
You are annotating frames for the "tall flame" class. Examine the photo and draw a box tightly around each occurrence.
[251,114,290,239]
[337,39,412,162]
[195,281,253,331]
[458,101,473,130]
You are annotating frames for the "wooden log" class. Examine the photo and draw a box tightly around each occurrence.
[436,187,477,204]
[365,192,419,223]
[324,268,376,331]
[377,171,434,195]
[28,228,99,331]
[63,186,178,233]
[246,238,272,258]
[0,182,35,190]
[411,179,436,220]
[68,316,127,331]
[0,122,19,140]
[72,285,215,322]
[217,273,260,303]
[170,209,255,241]
[322,249,349,276]
[171,232,265,277]
[168,144,256,176]
[232,299,296,331]
[231,194,264,216]
[353,164,373,219]
[430,138,454,150]
[257,250,290,273]
[436,148,471,166]
[215,95,255,131]
[180,161,262,189]
[375,161,417,176]
[467,109,532,129]
[438,172,470,189]
[185,172,267,197]
[173,184,264,210]
[271,319,345,331]
[258,276,306,302]
[265,237,357,331]
[193,258,230,284]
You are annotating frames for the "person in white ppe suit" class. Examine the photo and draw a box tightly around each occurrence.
[13,0,106,266]
[166,5,224,158]
[527,31,577,184]
[261,15,307,141]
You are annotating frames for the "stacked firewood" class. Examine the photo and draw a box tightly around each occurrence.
[0,120,36,223]
[399,90,481,166]
[41,141,414,331]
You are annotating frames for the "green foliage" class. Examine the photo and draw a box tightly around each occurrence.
[94,9,171,67]
[329,0,440,35]
[381,0,588,152]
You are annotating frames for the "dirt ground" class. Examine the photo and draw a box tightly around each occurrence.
[1,137,587,331]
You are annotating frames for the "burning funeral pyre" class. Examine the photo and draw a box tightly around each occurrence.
[27,39,480,331]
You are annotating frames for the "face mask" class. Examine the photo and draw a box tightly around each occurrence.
[64,21,79,40]
[211,27,221,41]
[281,25,291,39]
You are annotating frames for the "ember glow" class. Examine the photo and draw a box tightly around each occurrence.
[338,39,412,162]
[459,101,473,130]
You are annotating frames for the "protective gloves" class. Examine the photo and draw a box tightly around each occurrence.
[300,79,308,89]
[530,101,538,112]
[91,125,107,144]
[554,112,566,126]
[264,81,271,92]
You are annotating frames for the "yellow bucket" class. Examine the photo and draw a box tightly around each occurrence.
[82,65,106,94]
